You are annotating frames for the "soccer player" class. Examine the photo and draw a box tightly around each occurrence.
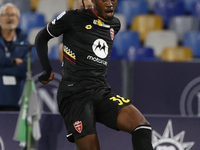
[35,0,154,149]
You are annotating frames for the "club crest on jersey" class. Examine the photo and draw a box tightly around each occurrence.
[110,28,114,40]
[74,121,83,133]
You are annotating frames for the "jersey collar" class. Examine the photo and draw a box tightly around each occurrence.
[91,8,106,22]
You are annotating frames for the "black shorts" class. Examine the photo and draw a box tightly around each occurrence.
[57,82,131,142]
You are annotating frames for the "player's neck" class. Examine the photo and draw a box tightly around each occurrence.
[91,7,106,22]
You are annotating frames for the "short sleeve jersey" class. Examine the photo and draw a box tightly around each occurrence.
[47,8,120,83]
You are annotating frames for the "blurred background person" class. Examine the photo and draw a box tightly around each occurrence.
[59,0,93,62]
[0,3,29,111]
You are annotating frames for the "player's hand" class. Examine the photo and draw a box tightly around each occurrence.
[38,70,54,84]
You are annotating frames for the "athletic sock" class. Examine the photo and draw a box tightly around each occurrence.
[131,125,153,150]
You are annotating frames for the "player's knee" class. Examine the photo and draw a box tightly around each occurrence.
[141,119,150,126]
[136,117,150,128]
[132,124,152,134]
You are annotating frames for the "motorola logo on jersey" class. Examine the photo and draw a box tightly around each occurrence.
[92,39,108,59]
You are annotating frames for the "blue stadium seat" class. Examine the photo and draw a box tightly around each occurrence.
[19,12,46,35]
[145,0,159,13]
[144,30,178,57]
[183,31,200,58]
[126,46,155,61]
[181,0,199,14]
[110,46,118,60]
[116,0,148,28]
[112,30,140,60]
[154,0,185,28]
[145,0,158,13]
[115,0,123,13]
[168,15,199,43]
[191,1,200,24]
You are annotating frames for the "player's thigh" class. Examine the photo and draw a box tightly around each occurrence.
[97,93,131,130]
[75,134,100,150]
[117,104,149,133]
[58,90,97,141]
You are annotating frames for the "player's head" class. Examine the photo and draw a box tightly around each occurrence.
[0,3,20,30]
[75,0,93,9]
[91,0,117,21]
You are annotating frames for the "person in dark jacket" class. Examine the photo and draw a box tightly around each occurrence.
[0,3,29,111]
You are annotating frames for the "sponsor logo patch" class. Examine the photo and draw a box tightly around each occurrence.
[93,19,110,28]
[85,25,92,30]
[92,39,108,59]
[74,121,83,133]
[56,11,66,20]
[87,55,108,66]
[51,11,66,25]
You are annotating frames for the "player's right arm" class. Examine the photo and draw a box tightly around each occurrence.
[35,27,54,84]
[35,10,74,84]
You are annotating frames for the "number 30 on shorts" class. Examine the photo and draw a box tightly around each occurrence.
[109,95,130,105]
